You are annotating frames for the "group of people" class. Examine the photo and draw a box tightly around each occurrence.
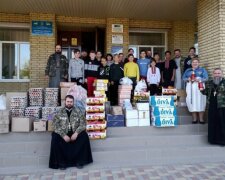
[46,44,225,170]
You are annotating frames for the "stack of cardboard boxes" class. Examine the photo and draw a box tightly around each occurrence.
[125,108,139,127]
[29,88,44,107]
[150,96,178,127]
[136,103,150,126]
[44,88,59,107]
[118,85,132,106]
[0,110,10,133]
[106,106,125,127]
[10,96,27,117]
[86,97,106,139]
[95,79,108,92]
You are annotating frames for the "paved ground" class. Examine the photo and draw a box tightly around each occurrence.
[1,162,225,180]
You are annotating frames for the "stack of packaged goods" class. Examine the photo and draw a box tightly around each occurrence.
[10,96,27,117]
[162,87,177,106]
[106,106,125,127]
[133,91,150,104]
[95,79,108,92]
[86,97,106,140]
[150,96,178,127]
[60,82,76,105]
[11,117,33,132]
[25,106,41,119]
[125,108,139,127]
[136,103,150,126]
[44,88,59,107]
[29,88,44,107]
[118,85,132,106]
[0,110,10,133]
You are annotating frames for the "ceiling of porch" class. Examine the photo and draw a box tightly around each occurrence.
[0,0,196,21]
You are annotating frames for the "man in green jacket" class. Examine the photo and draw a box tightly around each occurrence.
[45,45,68,87]
[49,95,93,169]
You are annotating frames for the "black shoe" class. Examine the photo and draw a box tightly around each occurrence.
[76,164,83,169]
[192,121,198,124]
[199,121,205,124]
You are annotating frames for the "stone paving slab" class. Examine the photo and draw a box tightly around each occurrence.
[0,162,225,180]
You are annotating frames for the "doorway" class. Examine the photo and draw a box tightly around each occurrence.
[57,26,105,59]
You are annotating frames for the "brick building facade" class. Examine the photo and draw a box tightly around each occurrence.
[0,0,224,93]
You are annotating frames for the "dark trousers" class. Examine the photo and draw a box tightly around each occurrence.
[129,77,137,102]
[149,84,158,96]
[109,81,119,106]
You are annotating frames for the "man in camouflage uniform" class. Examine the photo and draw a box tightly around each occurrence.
[45,45,68,87]
[201,68,225,145]
[49,95,93,170]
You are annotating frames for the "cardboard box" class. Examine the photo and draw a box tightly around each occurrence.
[134,91,150,97]
[136,103,149,111]
[86,120,107,131]
[6,92,27,109]
[60,82,76,88]
[106,114,125,127]
[126,118,139,127]
[118,85,133,90]
[138,110,150,119]
[33,120,47,132]
[95,79,108,83]
[94,91,107,98]
[86,105,105,113]
[0,116,10,124]
[151,106,177,117]
[162,88,177,95]
[0,124,9,133]
[60,87,70,100]
[0,110,10,116]
[125,109,138,119]
[95,86,108,91]
[118,94,131,99]
[139,118,150,126]
[87,130,106,139]
[111,106,123,115]
[86,97,105,105]
[47,120,54,131]
[11,117,33,132]
[86,113,105,121]
[149,96,175,107]
[151,116,178,127]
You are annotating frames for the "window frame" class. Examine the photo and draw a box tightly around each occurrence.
[0,23,30,82]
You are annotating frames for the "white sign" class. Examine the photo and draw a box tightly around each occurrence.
[112,34,123,44]
[112,24,123,33]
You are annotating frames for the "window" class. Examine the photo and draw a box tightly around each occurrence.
[129,30,167,59]
[0,27,30,81]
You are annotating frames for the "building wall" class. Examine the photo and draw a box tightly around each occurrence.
[198,0,224,76]
[0,13,196,93]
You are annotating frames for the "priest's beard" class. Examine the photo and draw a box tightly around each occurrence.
[213,77,222,85]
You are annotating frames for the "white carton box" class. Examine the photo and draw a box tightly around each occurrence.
[125,109,138,119]
[138,110,150,119]
[138,118,150,126]
[11,117,33,132]
[33,120,47,132]
[0,124,9,133]
[136,103,149,111]
[126,118,139,127]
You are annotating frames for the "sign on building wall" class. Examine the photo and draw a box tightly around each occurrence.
[111,46,123,55]
[112,34,123,44]
[112,24,123,33]
[32,21,53,36]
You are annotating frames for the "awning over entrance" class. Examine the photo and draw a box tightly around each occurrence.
[0,0,196,21]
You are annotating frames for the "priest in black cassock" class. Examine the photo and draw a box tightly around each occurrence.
[201,68,225,146]
[49,95,93,169]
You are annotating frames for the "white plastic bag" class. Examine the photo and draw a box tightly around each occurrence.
[0,94,6,110]
[135,80,147,92]
[119,77,133,85]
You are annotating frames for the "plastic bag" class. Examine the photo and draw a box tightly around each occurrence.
[0,94,6,110]
[119,77,133,85]
[135,80,147,92]
[67,85,87,114]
